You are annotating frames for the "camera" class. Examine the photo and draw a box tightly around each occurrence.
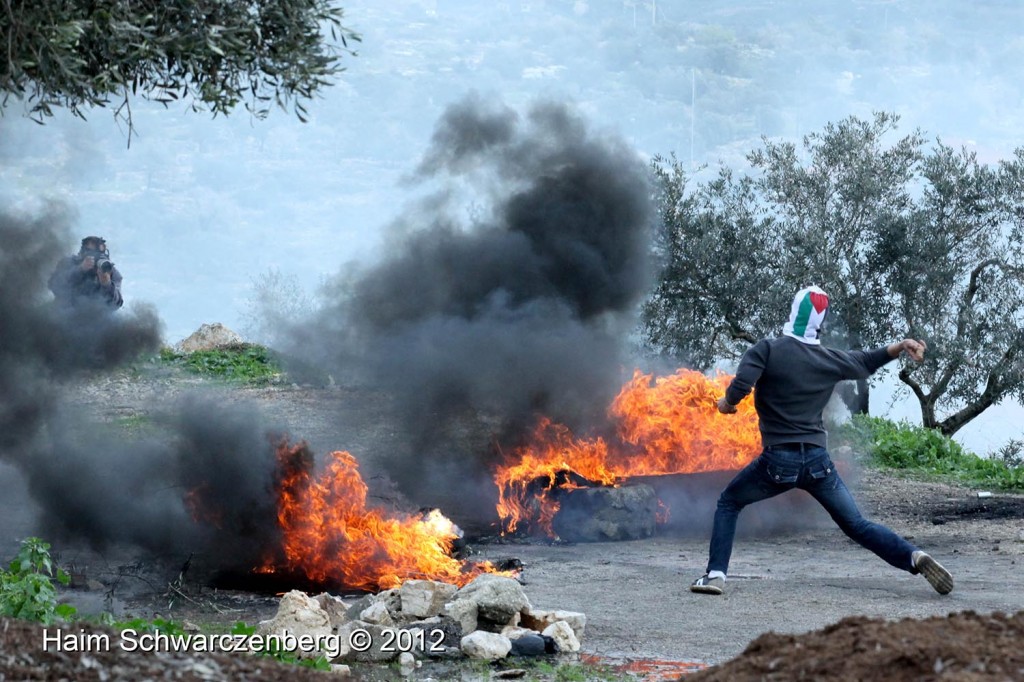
[78,249,115,275]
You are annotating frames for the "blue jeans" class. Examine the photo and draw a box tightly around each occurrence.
[707,443,918,575]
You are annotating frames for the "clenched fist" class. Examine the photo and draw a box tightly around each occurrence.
[717,397,738,414]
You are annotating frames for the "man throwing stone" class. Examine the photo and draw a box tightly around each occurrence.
[690,285,954,596]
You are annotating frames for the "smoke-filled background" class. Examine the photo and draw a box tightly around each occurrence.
[0,212,291,570]
[0,92,652,566]
[0,210,163,454]
[4,0,1023,453]
[291,96,652,517]
[3,0,1024,562]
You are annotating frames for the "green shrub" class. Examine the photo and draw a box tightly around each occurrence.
[837,414,1024,490]
[0,538,77,624]
[159,343,282,384]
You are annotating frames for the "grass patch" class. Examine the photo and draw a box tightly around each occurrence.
[113,414,151,434]
[492,658,620,682]
[159,343,283,384]
[835,414,1024,491]
[554,663,590,682]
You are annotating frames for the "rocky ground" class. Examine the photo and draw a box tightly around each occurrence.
[2,363,1023,680]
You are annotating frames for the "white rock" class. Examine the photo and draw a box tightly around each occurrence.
[542,621,580,653]
[314,593,352,630]
[444,598,478,634]
[500,625,537,641]
[360,600,394,626]
[460,631,512,661]
[257,590,332,659]
[399,651,416,669]
[330,664,352,676]
[378,588,403,619]
[400,579,458,618]
[174,323,243,353]
[521,609,587,641]
[454,574,530,626]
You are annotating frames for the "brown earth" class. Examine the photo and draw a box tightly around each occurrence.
[687,610,1024,681]
[2,366,1024,680]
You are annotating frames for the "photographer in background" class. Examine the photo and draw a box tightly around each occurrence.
[49,236,124,310]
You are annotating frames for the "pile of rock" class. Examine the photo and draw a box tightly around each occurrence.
[258,574,585,667]
[174,323,244,353]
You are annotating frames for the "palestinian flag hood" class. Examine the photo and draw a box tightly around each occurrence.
[783,286,829,345]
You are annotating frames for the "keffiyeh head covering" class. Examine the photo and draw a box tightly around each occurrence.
[783,286,829,344]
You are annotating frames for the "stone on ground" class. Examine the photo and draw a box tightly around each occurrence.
[453,574,531,630]
[400,579,459,618]
[257,590,332,659]
[521,608,587,641]
[542,621,581,653]
[174,323,243,353]
[460,631,512,661]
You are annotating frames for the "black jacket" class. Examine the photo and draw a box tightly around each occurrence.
[724,336,893,447]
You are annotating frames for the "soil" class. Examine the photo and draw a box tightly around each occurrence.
[3,365,1024,680]
[687,610,1024,681]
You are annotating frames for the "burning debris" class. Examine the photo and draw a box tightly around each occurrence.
[289,96,656,522]
[3,103,770,615]
[250,441,511,591]
[495,369,762,538]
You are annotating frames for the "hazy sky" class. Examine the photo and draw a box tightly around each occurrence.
[1,0,1021,454]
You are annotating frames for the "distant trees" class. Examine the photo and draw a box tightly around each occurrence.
[0,0,358,133]
[644,113,1024,436]
[880,144,1024,435]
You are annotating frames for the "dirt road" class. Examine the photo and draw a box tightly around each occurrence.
[472,494,1024,665]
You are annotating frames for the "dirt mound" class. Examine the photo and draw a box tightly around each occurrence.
[688,610,1024,681]
[0,618,331,681]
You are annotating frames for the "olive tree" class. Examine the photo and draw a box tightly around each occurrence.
[646,113,923,413]
[750,112,924,413]
[644,154,791,368]
[0,0,358,135]
[875,144,1024,435]
[644,113,1024,434]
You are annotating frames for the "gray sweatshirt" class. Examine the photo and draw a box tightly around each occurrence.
[724,336,894,448]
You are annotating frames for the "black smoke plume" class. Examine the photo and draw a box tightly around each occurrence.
[21,398,286,571]
[0,207,163,454]
[0,208,284,569]
[300,96,655,519]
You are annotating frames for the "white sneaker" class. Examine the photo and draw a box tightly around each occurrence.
[913,551,954,595]
[690,574,724,595]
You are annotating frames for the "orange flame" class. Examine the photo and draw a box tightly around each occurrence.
[607,368,761,476]
[494,369,761,535]
[494,418,616,536]
[261,442,508,591]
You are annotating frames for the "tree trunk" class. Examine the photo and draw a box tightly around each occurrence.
[937,395,997,437]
